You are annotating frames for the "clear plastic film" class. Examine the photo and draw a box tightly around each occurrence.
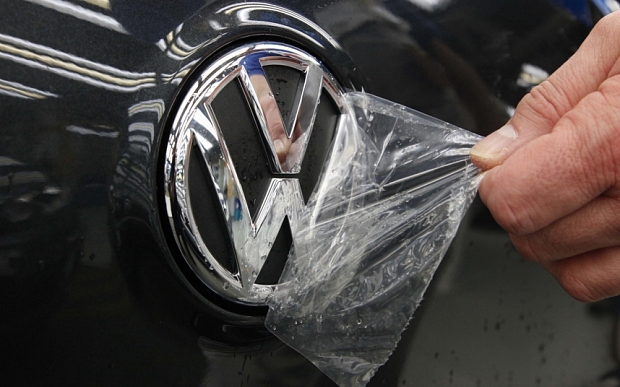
[265,92,482,387]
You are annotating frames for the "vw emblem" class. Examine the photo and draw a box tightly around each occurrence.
[164,42,345,305]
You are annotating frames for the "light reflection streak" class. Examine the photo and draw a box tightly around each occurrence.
[80,0,110,10]
[0,88,29,100]
[128,122,155,152]
[0,156,25,167]
[208,20,225,31]
[156,24,214,61]
[219,3,341,50]
[1,171,47,186]
[66,125,119,138]
[0,78,60,100]
[25,0,126,34]
[128,122,154,140]
[0,33,156,92]
[161,59,198,84]
[128,99,165,121]
[0,33,153,79]
[406,0,453,11]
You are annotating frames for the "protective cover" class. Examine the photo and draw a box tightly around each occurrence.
[265,92,482,387]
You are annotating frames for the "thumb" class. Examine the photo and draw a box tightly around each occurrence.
[470,12,620,171]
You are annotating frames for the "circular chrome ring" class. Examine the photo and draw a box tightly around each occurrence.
[165,42,345,305]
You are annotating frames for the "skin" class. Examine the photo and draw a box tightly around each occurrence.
[249,74,291,162]
[470,12,620,302]
[249,74,304,167]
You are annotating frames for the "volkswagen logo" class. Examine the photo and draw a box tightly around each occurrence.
[164,42,345,305]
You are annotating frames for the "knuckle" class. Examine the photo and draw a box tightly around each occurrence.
[605,208,620,237]
[491,194,537,235]
[592,12,620,40]
[599,75,620,101]
[566,85,620,196]
[510,234,546,263]
[510,234,541,262]
[479,168,542,235]
[597,78,620,179]
[518,80,569,126]
[556,267,603,303]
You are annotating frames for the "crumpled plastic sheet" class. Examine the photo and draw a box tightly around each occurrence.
[265,92,482,387]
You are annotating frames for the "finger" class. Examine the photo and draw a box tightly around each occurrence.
[478,73,620,235]
[260,95,291,161]
[542,246,620,302]
[471,12,620,170]
[510,195,620,262]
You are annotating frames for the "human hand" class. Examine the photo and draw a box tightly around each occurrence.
[259,92,291,162]
[249,74,291,163]
[470,12,620,302]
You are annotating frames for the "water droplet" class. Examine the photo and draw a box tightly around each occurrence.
[357,318,362,325]
[223,282,230,290]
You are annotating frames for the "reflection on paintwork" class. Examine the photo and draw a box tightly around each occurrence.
[314,2,395,37]
[66,125,119,138]
[222,3,343,50]
[1,170,47,187]
[80,0,110,10]
[111,98,165,220]
[0,78,60,100]
[0,156,24,167]
[128,99,165,121]
[0,33,156,92]
[161,60,198,84]
[407,0,454,11]
[334,0,511,135]
[153,1,361,95]
[0,155,81,343]
[25,0,127,34]
[517,63,549,90]
[113,149,152,211]
[128,122,154,153]
[0,158,72,230]
[208,19,225,31]
[156,24,213,61]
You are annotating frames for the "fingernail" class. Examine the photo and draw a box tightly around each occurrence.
[273,139,285,155]
[470,124,517,166]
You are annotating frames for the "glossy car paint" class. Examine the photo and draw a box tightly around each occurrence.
[1,0,610,386]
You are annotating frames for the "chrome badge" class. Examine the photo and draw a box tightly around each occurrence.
[164,42,345,305]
